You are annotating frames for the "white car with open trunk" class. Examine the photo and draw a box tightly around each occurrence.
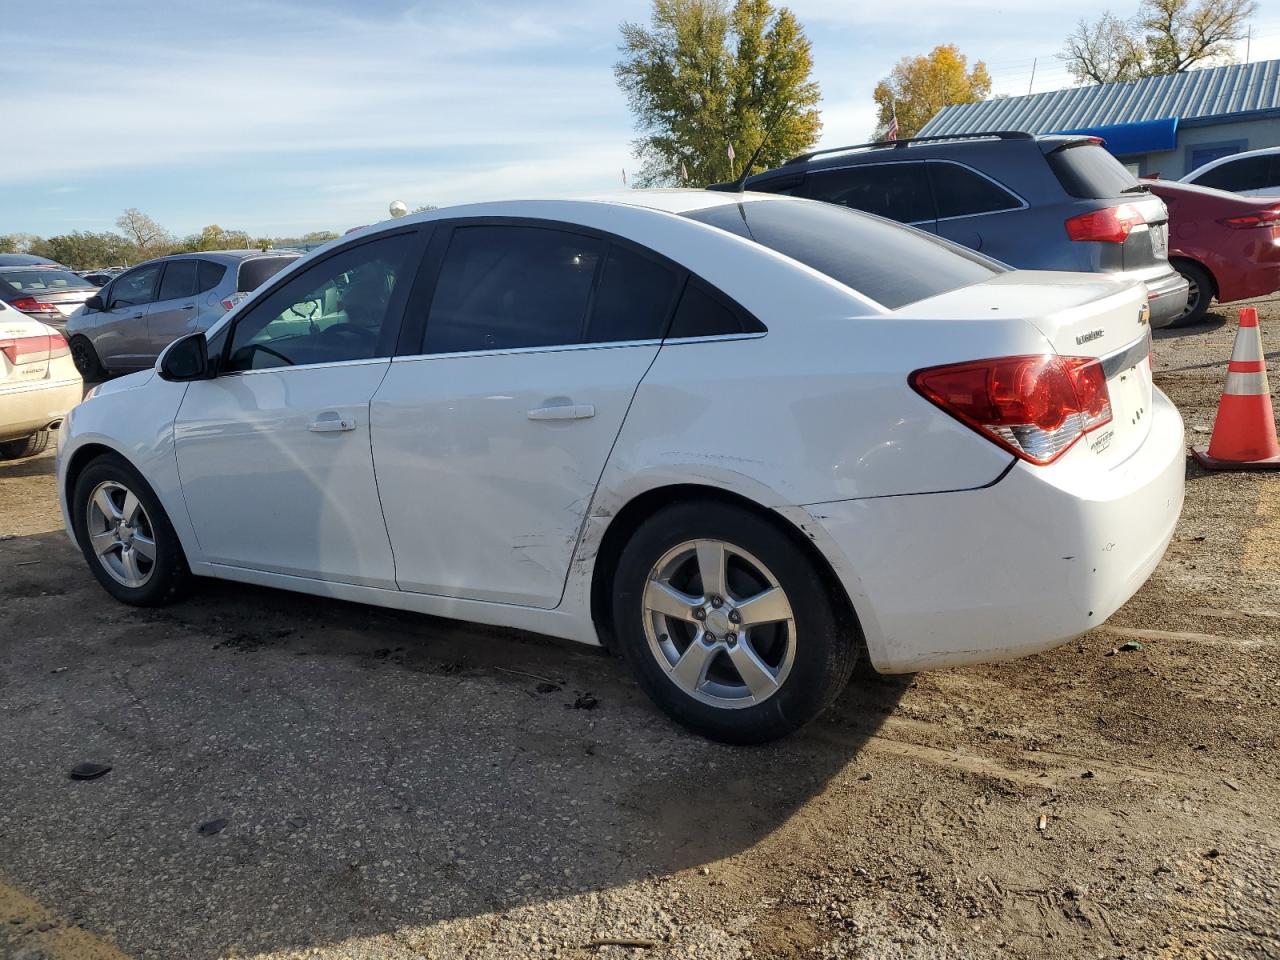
[55,190,1184,742]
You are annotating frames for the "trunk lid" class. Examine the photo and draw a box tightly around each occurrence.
[910,270,1154,467]
[0,314,56,384]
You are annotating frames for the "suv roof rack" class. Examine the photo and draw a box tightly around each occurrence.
[784,131,1033,166]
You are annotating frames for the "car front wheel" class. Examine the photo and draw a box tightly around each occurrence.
[72,454,191,605]
[612,501,858,743]
[1170,261,1213,327]
[69,335,106,380]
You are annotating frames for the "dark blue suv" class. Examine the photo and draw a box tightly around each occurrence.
[722,132,1189,328]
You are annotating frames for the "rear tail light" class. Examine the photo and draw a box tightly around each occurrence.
[1219,208,1280,229]
[0,333,54,366]
[910,354,1113,465]
[48,331,70,359]
[1064,204,1143,243]
[8,296,61,317]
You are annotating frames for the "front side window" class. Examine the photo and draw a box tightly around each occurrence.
[107,264,163,309]
[424,226,604,354]
[157,260,198,301]
[929,163,1022,218]
[805,162,935,224]
[226,233,413,372]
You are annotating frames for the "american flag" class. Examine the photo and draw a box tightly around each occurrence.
[727,142,735,163]
[622,168,628,187]
[886,101,899,141]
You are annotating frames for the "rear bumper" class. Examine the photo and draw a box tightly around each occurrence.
[0,377,82,441]
[804,386,1186,673]
[1143,269,1190,326]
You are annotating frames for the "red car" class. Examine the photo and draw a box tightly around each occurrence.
[1143,179,1280,325]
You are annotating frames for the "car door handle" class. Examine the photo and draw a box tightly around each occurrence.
[308,417,356,432]
[182,304,196,310]
[527,404,595,421]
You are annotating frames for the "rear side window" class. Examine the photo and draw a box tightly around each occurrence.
[805,162,934,224]
[1191,155,1275,192]
[237,256,297,293]
[929,163,1022,218]
[157,261,198,301]
[1046,142,1141,199]
[425,225,603,354]
[197,260,226,293]
[667,279,764,338]
[586,246,680,343]
[684,198,1003,309]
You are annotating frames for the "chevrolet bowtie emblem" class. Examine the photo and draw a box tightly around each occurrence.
[1138,302,1151,326]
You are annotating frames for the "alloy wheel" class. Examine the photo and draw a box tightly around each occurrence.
[86,480,157,588]
[642,539,797,709]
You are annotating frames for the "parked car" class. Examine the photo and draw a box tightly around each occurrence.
[64,249,301,379]
[726,132,1189,328]
[0,264,99,329]
[0,297,82,460]
[1180,145,1280,196]
[56,192,1184,742]
[0,253,64,267]
[1142,179,1280,325]
[80,270,121,287]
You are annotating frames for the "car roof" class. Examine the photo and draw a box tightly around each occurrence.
[0,254,61,267]
[1183,145,1280,179]
[125,249,303,268]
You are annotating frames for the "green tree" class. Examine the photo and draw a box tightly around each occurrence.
[872,44,991,141]
[184,224,253,251]
[1061,0,1255,84]
[301,230,340,242]
[615,0,821,187]
[0,236,17,254]
[32,232,137,270]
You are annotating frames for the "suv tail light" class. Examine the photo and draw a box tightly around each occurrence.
[1064,204,1143,243]
[910,355,1113,465]
[8,296,61,318]
[1219,208,1280,229]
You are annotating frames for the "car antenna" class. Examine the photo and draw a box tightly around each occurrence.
[732,107,791,194]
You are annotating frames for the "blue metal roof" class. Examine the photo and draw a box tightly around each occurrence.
[920,60,1280,138]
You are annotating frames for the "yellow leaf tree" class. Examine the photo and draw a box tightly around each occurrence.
[872,44,992,141]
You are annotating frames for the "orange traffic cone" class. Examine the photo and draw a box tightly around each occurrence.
[1192,307,1280,470]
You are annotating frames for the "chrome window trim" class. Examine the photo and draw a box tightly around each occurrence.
[216,356,392,378]
[390,332,766,363]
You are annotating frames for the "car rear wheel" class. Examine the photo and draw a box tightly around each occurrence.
[0,430,50,461]
[70,335,105,380]
[1170,262,1213,327]
[72,454,191,605]
[612,501,858,743]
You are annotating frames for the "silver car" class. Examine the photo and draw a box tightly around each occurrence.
[65,250,301,379]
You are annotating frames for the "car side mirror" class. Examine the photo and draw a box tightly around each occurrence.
[159,332,210,381]
[85,294,104,312]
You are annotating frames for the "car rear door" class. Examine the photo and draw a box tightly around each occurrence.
[370,220,682,608]
[146,258,200,358]
[927,160,1027,260]
[802,161,937,232]
[95,262,164,369]
[173,229,423,586]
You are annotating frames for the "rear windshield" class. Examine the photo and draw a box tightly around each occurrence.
[683,198,1003,309]
[0,268,95,291]
[237,256,298,292]
[1046,141,1141,199]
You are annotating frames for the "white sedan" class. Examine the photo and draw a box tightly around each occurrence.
[56,191,1185,742]
[0,298,82,460]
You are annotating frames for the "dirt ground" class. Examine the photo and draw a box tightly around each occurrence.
[1,300,1278,960]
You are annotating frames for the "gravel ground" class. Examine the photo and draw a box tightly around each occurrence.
[1,299,1278,960]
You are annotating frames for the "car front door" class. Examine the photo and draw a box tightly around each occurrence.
[803,161,937,232]
[172,229,423,586]
[370,221,682,608]
[146,258,200,359]
[95,263,163,369]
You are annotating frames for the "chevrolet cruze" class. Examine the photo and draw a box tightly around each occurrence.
[56,191,1185,742]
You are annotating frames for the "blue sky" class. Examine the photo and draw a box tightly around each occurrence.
[4,0,1278,237]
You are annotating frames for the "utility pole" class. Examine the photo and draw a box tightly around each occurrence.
[1028,58,1037,95]
[1246,26,1252,64]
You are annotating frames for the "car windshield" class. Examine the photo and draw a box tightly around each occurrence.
[1046,141,1141,199]
[0,268,95,291]
[237,256,299,292]
[683,197,1003,309]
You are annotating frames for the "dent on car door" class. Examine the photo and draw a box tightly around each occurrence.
[172,230,423,585]
[370,221,683,609]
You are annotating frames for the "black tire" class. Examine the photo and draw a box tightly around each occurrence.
[70,335,106,380]
[1169,261,1213,328]
[72,453,192,606]
[0,429,50,461]
[612,500,859,744]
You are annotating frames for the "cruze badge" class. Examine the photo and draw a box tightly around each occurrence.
[1075,329,1105,345]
